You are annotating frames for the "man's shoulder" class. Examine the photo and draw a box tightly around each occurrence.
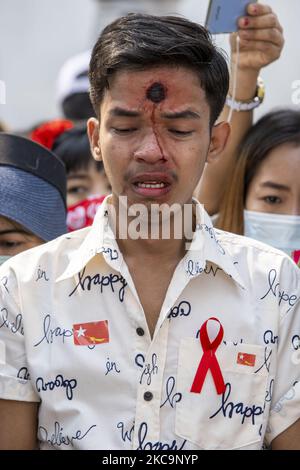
[214,229,299,312]
[216,227,299,274]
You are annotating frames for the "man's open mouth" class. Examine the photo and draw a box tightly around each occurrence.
[134,181,169,189]
[130,173,173,197]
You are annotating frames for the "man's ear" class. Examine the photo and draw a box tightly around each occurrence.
[87,117,102,161]
[206,121,231,164]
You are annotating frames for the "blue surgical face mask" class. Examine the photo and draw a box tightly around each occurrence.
[0,255,11,267]
[244,210,300,258]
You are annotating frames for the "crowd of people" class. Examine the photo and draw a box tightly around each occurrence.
[0,2,299,451]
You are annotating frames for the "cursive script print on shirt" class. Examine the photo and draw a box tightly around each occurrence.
[263,330,278,345]
[168,300,191,320]
[97,247,119,261]
[38,421,96,448]
[160,376,182,409]
[0,307,24,335]
[35,266,50,282]
[34,314,73,348]
[36,374,77,400]
[136,422,186,450]
[117,421,135,443]
[209,383,264,425]
[17,367,31,381]
[105,357,121,376]
[69,267,127,302]
[260,269,298,314]
[0,275,9,293]
[139,353,158,386]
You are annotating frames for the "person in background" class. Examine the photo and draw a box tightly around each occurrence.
[0,122,8,132]
[198,3,284,216]
[66,194,106,232]
[29,119,73,149]
[215,109,300,265]
[0,133,67,263]
[31,120,111,208]
[52,124,111,207]
[56,50,95,121]
[30,120,110,233]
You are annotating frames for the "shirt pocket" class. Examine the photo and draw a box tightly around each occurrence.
[175,338,271,450]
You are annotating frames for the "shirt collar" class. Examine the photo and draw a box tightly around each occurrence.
[56,196,246,290]
[182,199,246,289]
[56,195,119,282]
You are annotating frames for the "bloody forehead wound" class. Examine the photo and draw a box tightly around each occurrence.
[146,82,166,103]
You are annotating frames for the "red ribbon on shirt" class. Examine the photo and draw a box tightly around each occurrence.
[292,250,300,266]
[190,317,226,395]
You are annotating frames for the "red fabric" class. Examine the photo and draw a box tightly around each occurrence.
[190,317,226,395]
[292,250,300,266]
[30,119,73,150]
[237,352,256,367]
[73,320,109,346]
[67,196,106,232]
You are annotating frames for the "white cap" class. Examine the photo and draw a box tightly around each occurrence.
[56,50,91,104]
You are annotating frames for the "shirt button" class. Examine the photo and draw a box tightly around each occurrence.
[144,391,153,402]
[136,327,145,337]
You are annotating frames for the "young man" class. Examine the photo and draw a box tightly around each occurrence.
[0,12,299,451]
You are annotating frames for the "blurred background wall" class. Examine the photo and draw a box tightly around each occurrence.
[0,0,299,130]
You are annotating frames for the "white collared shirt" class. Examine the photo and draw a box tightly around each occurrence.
[0,197,299,450]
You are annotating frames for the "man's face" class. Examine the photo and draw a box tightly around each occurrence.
[88,66,228,210]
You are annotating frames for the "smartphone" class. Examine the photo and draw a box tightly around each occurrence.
[205,0,257,34]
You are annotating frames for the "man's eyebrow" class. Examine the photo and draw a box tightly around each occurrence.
[161,110,201,120]
[109,108,201,120]
[109,107,141,118]
[260,181,290,191]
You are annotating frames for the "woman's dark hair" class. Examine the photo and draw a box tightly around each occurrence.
[217,109,300,234]
[89,13,229,126]
[52,123,103,174]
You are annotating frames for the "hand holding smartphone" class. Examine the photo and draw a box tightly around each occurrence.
[205,0,257,34]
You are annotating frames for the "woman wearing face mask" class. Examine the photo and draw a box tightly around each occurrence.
[0,133,67,266]
[216,109,300,264]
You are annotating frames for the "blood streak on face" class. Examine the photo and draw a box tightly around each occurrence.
[145,81,168,159]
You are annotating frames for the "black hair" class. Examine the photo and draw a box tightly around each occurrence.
[241,109,300,194]
[52,123,103,174]
[89,13,229,126]
[62,93,96,121]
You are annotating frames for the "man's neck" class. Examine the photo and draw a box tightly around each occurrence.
[113,206,195,263]
[117,232,187,262]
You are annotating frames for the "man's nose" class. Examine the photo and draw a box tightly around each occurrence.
[133,130,166,163]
